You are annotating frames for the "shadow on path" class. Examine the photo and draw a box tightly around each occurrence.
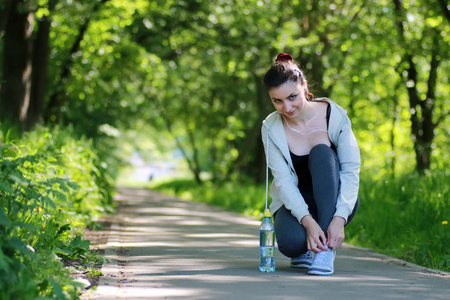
[93,188,449,300]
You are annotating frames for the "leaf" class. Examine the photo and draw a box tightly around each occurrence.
[0,181,15,195]
[8,171,30,187]
[79,240,91,251]
[70,235,82,248]
[0,248,13,271]
[54,245,71,256]
[9,238,34,258]
[57,224,71,235]
[67,181,80,191]
[50,189,68,202]
[0,207,12,227]
[0,144,18,158]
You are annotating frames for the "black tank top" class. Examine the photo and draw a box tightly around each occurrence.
[290,104,336,192]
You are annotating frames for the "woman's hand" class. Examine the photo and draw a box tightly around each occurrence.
[326,216,346,249]
[301,215,328,252]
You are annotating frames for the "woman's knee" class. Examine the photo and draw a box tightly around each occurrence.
[277,237,307,258]
[274,206,308,257]
[309,144,339,175]
[310,143,335,159]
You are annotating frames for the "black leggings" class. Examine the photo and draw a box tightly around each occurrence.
[273,144,359,258]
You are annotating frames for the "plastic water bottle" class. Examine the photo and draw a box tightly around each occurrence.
[259,209,275,272]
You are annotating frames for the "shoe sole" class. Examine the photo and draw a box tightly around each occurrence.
[290,263,311,269]
[308,269,334,276]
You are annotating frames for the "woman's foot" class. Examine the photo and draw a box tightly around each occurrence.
[308,247,336,275]
[290,250,314,269]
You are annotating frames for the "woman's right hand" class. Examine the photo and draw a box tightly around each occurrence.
[301,215,328,253]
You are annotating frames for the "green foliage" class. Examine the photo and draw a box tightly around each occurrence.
[346,171,450,272]
[0,125,114,299]
[152,172,450,272]
[55,235,91,261]
[2,0,449,180]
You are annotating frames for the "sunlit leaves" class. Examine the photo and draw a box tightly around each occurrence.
[17,0,449,179]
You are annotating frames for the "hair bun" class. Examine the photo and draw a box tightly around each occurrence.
[275,53,293,63]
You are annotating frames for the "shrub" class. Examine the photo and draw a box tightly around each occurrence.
[0,126,114,299]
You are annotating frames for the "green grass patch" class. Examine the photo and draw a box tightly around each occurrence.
[346,172,449,272]
[151,172,449,272]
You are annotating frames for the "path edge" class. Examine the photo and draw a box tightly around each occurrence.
[343,243,450,277]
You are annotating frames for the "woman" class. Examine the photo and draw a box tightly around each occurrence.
[261,53,360,275]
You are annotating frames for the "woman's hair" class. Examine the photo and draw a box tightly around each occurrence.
[263,53,314,100]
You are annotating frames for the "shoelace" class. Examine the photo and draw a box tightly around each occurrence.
[303,250,314,259]
[313,249,331,264]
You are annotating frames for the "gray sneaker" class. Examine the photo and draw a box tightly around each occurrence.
[290,250,314,269]
[308,247,336,275]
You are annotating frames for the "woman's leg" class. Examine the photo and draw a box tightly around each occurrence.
[273,144,358,259]
[273,206,308,258]
[308,144,340,233]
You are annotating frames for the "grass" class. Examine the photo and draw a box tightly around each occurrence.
[346,172,449,271]
[149,172,450,272]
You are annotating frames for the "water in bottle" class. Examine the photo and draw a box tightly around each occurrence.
[259,209,275,272]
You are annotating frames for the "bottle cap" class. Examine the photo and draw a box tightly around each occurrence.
[263,209,271,218]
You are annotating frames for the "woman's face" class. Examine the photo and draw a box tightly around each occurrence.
[268,80,307,119]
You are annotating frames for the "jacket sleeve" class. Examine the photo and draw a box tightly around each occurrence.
[261,124,311,224]
[335,116,360,222]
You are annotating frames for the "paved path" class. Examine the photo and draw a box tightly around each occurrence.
[92,188,449,300]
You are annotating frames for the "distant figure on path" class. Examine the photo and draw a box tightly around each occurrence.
[261,53,360,275]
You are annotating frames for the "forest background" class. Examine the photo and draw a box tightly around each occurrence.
[0,0,449,298]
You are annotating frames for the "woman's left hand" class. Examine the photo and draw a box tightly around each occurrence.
[326,216,346,249]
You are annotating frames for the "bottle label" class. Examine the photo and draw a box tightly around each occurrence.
[260,230,274,246]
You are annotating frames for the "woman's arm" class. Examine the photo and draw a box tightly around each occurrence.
[334,116,361,222]
[261,124,310,224]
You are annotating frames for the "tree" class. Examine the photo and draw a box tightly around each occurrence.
[0,0,34,129]
[0,0,113,131]
[27,0,58,130]
[1,0,448,178]
[128,0,373,182]
[44,0,110,124]
[393,0,449,173]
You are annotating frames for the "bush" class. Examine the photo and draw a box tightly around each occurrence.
[0,126,114,299]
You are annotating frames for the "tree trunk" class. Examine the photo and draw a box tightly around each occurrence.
[0,0,12,34]
[186,128,202,184]
[26,0,58,130]
[438,0,450,23]
[414,31,441,172]
[155,97,203,185]
[0,0,33,129]
[389,89,400,179]
[393,0,441,174]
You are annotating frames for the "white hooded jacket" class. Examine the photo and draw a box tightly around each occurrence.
[261,98,360,224]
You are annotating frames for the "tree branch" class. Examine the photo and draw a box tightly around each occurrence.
[438,0,450,23]
[45,0,111,123]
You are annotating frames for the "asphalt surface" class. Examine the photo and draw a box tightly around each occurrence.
[92,188,449,300]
